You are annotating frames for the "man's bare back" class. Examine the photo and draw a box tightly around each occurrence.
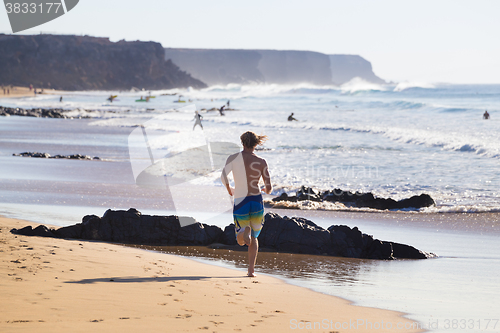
[222,150,272,198]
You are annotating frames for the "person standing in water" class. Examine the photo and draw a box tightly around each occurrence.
[221,131,272,277]
[193,111,203,130]
[219,105,225,116]
[483,110,490,119]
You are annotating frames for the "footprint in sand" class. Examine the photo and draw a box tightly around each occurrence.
[261,314,275,318]
[175,314,192,319]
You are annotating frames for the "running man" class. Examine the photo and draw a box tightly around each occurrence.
[221,131,272,277]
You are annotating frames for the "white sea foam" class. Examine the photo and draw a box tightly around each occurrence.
[393,81,435,92]
[340,77,387,93]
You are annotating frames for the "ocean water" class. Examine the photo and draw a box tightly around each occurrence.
[1,81,500,332]
[4,81,499,212]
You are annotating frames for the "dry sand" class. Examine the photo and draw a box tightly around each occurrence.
[0,86,35,98]
[0,86,64,99]
[0,216,422,332]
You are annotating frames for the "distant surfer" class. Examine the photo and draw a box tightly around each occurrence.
[483,110,490,119]
[107,95,116,102]
[288,113,298,121]
[59,96,63,102]
[227,100,230,107]
[193,111,203,130]
[219,105,225,116]
[221,131,272,277]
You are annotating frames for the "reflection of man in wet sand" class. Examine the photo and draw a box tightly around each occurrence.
[221,131,272,277]
[483,110,490,119]
[193,111,203,130]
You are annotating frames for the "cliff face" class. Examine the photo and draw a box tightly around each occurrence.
[0,34,206,90]
[329,55,384,85]
[164,48,385,86]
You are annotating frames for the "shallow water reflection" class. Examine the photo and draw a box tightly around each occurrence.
[130,245,376,287]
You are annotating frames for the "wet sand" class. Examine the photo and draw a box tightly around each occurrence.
[0,216,423,332]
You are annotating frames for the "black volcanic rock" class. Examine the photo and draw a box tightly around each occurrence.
[11,209,435,260]
[0,106,67,118]
[0,34,206,90]
[13,152,99,160]
[273,186,435,210]
[259,213,331,255]
[53,208,224,246]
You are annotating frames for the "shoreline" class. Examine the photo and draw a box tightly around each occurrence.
[0,215,424,332]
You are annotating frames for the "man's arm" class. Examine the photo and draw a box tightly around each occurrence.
[220,157,234,196]
[261,159,272,194]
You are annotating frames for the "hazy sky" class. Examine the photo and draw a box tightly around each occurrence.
[2,0,500,84]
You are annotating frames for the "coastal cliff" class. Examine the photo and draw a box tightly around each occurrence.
[164,48,385,86]
[0,34,206,90]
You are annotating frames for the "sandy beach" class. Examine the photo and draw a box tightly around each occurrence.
[0,216,423,333]
[0,86,65,99]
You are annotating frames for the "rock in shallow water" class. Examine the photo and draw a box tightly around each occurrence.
[273,186,435,210]
[12,152,99,160]
[10,209,436,260]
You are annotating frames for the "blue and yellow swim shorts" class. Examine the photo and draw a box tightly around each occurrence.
[233,194,264,238]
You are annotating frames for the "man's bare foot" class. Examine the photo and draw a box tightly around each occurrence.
[237,232,245,246]
[247,272,256,277]
[236,227,252,246]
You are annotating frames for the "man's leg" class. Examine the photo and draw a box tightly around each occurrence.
[248,236,258,277]
[237,226,251,246]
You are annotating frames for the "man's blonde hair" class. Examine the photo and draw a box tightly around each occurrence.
[240,131,267,149]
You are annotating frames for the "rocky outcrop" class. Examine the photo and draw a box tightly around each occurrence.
[272,186,435,210]
[13,152,100,160]
[0,106,68,118]
[164,48,385,86]
[0,34,206,90]
[11,209,435,260]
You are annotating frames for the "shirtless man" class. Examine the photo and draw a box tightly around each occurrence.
[221,131,272,277]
